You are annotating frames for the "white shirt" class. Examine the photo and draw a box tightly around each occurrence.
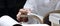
[55,1,60,10]
[24,0,60,17]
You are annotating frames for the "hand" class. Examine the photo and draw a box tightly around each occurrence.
[16,8,31,22]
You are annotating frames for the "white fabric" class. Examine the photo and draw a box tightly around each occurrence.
[55,1,60,10]
[28,13,44,22]
[24,0,60,18]
[49,13,60,24]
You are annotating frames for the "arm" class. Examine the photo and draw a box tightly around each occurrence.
[23,0,36,11]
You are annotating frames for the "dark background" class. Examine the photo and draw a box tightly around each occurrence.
[0,0,27,21]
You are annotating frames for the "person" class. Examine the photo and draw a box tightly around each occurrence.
[17,0,60,25]
[0,0,26,21]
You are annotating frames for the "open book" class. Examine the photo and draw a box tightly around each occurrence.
[0,15,18,26]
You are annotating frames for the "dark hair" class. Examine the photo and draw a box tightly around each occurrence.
[13,24,22,26]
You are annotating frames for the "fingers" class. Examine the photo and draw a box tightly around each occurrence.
[19,9,31,13]
[17,9,27,21]
[17,9,31,18]
[16,12,21,21]
[19,9,28,13]
[16,8,31,21]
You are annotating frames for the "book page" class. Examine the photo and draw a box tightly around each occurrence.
[0,15,18,26]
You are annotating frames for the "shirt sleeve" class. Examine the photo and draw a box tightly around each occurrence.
[23,0,36,11]
[55,1,60,10]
